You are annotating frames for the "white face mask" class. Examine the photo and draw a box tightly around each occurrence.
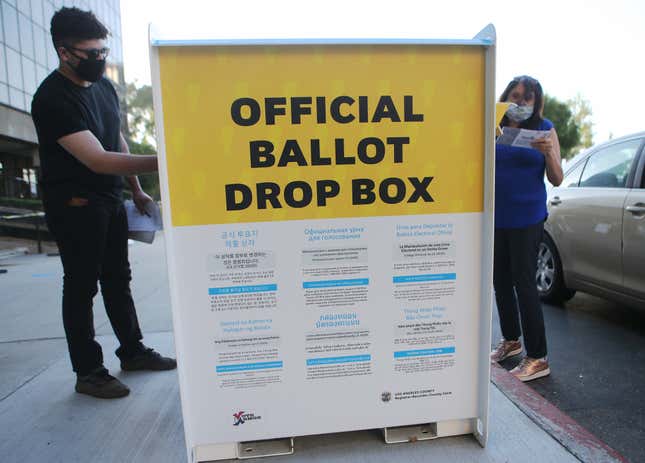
[506,103,534,122]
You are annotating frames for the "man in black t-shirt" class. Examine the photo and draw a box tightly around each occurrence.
[31,7,176,399]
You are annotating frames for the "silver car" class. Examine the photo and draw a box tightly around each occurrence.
[537,132,645,307]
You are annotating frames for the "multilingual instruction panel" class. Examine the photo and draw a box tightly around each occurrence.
[169,213,483,443]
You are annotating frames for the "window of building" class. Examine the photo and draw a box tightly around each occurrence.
[33,24,47,66]
[6,47,23,90]
[9,86,24,110]
[19,12,34,59]
[21,56,37,95]
[22,167,37,196]
[16,0,31,16]
[36,64,47,86]
[0,83,8,104]
[2,3,20,51]
[30,0,44,27]
[0,45,7,84]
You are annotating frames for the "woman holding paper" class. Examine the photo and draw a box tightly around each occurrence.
[490,75,563,382]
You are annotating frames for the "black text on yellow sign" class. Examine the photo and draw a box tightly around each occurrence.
[225,95,432,211]
[158,45,485,226]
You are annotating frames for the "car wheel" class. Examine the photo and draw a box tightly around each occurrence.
[536,234,576,304]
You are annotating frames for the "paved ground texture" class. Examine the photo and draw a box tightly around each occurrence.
[0,234,629,462]
[492,293,645,463]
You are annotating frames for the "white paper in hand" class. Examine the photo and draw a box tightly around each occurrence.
[497,127,551,149]
[126,200,162,244]
[125,200,163,232]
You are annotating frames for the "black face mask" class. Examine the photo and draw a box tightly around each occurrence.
[66,48,106,83]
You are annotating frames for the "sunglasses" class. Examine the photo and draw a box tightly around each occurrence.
[65,45,110,60]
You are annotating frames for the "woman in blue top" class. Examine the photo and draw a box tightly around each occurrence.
[490,76,563,382]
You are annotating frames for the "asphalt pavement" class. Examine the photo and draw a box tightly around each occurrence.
[493,292,645,463]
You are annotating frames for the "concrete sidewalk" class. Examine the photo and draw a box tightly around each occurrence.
[0,235,615,462]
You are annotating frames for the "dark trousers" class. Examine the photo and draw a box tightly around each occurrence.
[493,221,547,359]
[45,196,144,375]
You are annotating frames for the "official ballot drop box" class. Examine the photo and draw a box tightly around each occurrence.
[150,25,496,462]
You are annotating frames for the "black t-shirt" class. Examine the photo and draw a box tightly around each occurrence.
[31,71,123,202]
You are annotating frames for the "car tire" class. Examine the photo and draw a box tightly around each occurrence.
[536,234,576,304]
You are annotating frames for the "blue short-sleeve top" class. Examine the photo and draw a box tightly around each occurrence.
[495,118,554,228]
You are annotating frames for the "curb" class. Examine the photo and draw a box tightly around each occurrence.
[491,363,629,463]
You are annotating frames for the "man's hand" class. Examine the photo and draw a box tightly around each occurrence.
[132,190,154,215]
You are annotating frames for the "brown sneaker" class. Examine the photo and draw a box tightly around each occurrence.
[510,357,550,382]
[490,339,522,362]
[76,367,130,399]
[121,347,177,371]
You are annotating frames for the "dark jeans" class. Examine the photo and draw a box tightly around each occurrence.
[493,221,547,359]
[45,195,144,375]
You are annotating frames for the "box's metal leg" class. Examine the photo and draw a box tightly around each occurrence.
[237,437,294,459]
[383,423,438,444]
[35,221,42,254]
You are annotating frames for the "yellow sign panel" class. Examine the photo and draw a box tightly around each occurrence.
[158,45,486,227]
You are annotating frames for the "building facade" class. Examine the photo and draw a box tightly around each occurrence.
[0,0,124,200]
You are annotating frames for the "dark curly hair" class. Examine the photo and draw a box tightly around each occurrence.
[50,7,109,52]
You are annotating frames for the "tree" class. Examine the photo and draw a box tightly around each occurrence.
[125,83,155,146]
[124,83,160,199]
[567,94,593,156]
[543,94,580,160]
